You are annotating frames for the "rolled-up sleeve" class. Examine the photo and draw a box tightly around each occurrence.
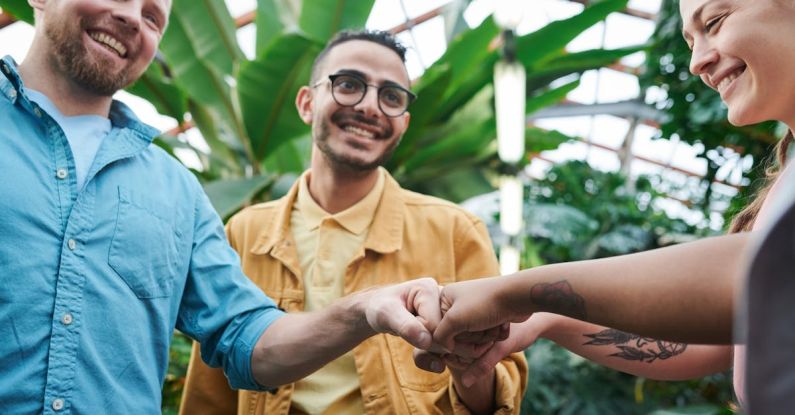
[176,187,285,391]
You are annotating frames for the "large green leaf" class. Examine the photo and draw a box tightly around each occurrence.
[255,0,299,56]
[203,175,275,219]
[420,16,501,122]
[169,0,242,77]
[0,0,32,23]
[187,99,242,175]
[394,65,453,163]
[524,203,599,245]
[525,127,572,154]
[417,168,493,203]
[126,60,188,122]
[419,16,500,94]
[525,79,580,117]
[237,33,318,162]
[516,0,628,68]
[298,0,375,44]
[526,46,644,93]
[160,0,248,159]
[261,133,312,174]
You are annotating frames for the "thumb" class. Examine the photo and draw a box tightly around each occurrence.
[377,302,434,350]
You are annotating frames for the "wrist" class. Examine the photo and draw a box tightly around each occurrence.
[499,273,537,318]
[338,288,378,340]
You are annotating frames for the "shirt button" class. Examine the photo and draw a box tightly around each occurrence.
[1,62,8,74]
[52,398,64,411]
[33,107,42,118]
[62,313,73,325]
[67,239,77,250]
[56,168,68,179]
[8,89,16,100]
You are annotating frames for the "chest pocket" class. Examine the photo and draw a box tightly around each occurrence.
[108,187,180,299]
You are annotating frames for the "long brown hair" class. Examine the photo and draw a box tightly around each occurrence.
[728,131,795,233]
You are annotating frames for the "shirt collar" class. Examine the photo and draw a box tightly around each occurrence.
[296,168,386,235]
[251,168,405,257]
[0,55,159,141]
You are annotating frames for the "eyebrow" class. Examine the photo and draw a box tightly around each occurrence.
[681,2,708,42]
[333,68,408,90]
[153,0,169,28]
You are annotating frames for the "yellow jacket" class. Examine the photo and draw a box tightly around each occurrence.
[180,172,528,415]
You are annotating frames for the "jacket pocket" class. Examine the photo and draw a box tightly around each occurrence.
[385,335,449,392]
[108,186,179,299]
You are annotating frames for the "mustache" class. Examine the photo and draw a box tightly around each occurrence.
[331,111,392,139]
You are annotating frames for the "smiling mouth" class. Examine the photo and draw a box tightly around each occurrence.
[716,66,746,95]
[343,125,376,139]
[87,31,128,58]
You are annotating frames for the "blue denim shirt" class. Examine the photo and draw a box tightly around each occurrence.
[0,56,284,414]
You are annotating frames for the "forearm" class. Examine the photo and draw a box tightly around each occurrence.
[251,290,374,388]
[535,313,733,380]
[503,233,750,344]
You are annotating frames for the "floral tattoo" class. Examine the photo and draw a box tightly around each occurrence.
[583,329,688,363]
[529,280,586,320]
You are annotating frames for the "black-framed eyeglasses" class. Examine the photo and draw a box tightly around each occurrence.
[313,73,416,117]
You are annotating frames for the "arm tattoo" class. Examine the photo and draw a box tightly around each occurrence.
[583,329,687,363]
[529,280,586,320]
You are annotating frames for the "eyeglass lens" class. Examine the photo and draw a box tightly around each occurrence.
[331,75,410,117]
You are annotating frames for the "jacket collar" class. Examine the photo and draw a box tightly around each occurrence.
[0,55,159,141]
[250,168,405,257]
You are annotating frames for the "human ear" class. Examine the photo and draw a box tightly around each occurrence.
[295,86,314,125]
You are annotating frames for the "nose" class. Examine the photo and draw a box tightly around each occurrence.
[689,41,718,77]
[111,2,142,32]
[352,86,382,118]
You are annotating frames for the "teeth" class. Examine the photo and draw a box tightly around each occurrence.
[89,32,127,58]
[717,69,743,93]
[344,125,375,138]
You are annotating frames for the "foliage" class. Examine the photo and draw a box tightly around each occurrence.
[1,0,650,410]
[0,0,643,209]
[518,160,710,267]
[511,160,734,414]
[638,0,782,224]
[162,331,193,415]
[522,340,735,415]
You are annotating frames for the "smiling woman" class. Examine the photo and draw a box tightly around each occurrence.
[679,0,795,409]
[681,0,795,128]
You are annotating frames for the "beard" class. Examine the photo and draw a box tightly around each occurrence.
[315,111,400,173]
[44,14,135,96]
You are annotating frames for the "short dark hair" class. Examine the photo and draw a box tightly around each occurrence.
[310,29,408,83]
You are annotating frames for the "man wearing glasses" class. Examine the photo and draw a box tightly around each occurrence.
[180,30,527,415]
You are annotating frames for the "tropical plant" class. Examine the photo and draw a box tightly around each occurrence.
[0,0,649,410]
[518,160,715,267]
[3,0,644,210]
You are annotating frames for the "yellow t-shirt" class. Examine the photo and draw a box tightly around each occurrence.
[289,170,385,415]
